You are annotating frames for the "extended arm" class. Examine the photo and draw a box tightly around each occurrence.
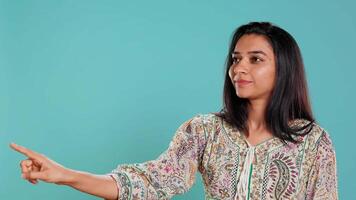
[10,143,118,200]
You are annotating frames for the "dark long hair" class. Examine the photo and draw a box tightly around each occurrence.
[216,22,315,143]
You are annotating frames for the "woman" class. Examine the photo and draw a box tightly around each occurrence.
[10,22,338,200]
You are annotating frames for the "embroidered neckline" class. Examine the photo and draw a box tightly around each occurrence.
[217,116,281,150]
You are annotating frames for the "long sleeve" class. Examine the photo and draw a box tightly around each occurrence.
[305,130,338,200]
[107,114,209,200]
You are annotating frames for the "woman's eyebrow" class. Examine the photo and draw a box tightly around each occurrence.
[232,50,267,56]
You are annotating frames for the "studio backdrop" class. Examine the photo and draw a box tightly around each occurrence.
[0,0,355,199]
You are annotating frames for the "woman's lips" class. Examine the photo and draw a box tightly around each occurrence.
[235,80,253,86]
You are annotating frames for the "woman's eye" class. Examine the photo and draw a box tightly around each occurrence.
[251,57,263,63]
[232,57,240,64]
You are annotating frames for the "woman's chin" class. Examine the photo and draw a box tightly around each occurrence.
[235,92,250,99]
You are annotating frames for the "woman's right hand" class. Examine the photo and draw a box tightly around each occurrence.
[10,143,119,199]
[10,143,72,185]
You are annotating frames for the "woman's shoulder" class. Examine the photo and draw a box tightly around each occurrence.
[290,119,335,150]
[184,113,221,134]
[189,112,220,125]
[309,122,335,151]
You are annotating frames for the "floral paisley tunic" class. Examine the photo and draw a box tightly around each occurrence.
[108,113,338,200]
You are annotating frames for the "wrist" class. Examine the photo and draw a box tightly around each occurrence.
[57,168,78,186]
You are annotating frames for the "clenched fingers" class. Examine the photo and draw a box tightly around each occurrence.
[22,171,46,181]
[20,159,39,184]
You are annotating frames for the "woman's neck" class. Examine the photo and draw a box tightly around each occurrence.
[247,98,268,129]
[242,96,276,146]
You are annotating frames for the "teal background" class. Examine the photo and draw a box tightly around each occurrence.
[0,0,354,199]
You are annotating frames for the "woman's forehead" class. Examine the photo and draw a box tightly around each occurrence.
[233,34,274,56]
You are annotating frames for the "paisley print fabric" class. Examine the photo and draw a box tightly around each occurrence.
[108,113,338,199]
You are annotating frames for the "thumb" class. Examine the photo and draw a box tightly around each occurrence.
[22,171,46,180]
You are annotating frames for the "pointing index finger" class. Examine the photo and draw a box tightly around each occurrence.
[10,143,43,160]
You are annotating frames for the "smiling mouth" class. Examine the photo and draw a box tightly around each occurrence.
[238,80,253,83]
[235,80,253,87]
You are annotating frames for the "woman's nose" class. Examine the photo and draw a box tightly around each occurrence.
[233,62,248,74]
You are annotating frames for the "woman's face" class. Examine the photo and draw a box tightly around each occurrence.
[228,34,276,101]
